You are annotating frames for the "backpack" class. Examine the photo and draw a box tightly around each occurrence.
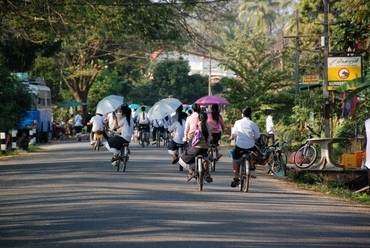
[191,124,202,146]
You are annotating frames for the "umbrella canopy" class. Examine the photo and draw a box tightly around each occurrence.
[147,98,182,120]
[96,95,124,115]
[128,103,140,110]
[57,100,87,109]
[134,105,150,117]
[195,95,229,105]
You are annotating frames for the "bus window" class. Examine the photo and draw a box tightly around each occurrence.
[30,93,37,111]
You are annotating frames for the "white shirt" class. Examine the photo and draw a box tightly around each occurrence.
[365,118,370,169]
[231,117,260,149]
[168,119,185,144]
[107,112,116,131]
[119,117,134,142]
[74,114,83,127]
[137,112,149,124]
[266,115,274,134]
[152,119,164,128]
[90,115,104,132]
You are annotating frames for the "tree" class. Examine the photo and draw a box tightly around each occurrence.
[219,31,292,117]
[0,57,32,132]
[152,59,208,104]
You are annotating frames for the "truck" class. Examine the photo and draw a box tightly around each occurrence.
[14,72,52,142]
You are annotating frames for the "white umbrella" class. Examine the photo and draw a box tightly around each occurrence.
[147,98,182,120]
[96,95,124,115]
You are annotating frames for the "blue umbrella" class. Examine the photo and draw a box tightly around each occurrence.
[129,103,140,110]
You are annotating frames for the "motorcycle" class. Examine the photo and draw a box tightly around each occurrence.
[52,121,66,140]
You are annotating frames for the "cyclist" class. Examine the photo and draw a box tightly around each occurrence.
[105,105,134,164]
[167,112,187,164]
[136,106,150,146]
[87,112,105,145]
[151,118,165,145]
[184,103,201,144]
[229,106,260,188]
[179,111,213,183]
[207,104,225,160]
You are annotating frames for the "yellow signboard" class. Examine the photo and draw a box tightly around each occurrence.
[327,56,362,91]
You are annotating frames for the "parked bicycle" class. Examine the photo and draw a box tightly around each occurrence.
[266,139,289,175]
[114,142,130,172]
[293,126,318,169]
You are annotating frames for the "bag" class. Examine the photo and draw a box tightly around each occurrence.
[191,124,202,146]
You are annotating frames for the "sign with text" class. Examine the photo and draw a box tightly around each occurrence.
[302,74,320,84]
[327,56,362,91]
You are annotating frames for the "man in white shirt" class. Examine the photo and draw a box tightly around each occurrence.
[136,106,150,145]
[266,111,275,145]
[74,110,83,142]
[88,113,105,145]
[229,106,260,188]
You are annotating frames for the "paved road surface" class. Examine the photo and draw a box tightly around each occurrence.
[1,138,370,248]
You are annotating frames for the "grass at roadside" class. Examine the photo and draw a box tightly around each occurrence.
[0,144,42,160]
[285,169,370,205]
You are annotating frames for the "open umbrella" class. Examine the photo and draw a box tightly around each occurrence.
[195,95,229,105]
[134,105,150,117]
[128,103,140,110]
[57,100,87,108]
[147,98,182,120]
[96,95,124,115]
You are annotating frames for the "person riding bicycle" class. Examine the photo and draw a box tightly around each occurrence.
[88,112,105,145]
[136,106,150,146]
[105,105,134,164]
[179,111,213,183]
[229,106,261,188]
[151,118,165,145]
[184,103,201,143]
[167,112,187,164]
[207,104,225,160]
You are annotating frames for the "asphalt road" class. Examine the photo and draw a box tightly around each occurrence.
[1,137,370,248]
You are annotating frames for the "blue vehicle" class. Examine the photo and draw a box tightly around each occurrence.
[14,73,52,142]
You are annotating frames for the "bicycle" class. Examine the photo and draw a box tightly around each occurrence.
[92,130,103,151]
[115,142,130,172]
[237,150,257,193]
[293,126,318,169]
[177,143,186,171]
[208,141,219,172]
[138,125,149,148]
[266,139,288,175]
[187,155,212,191]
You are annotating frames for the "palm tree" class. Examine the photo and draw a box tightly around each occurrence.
[238,0,282,35]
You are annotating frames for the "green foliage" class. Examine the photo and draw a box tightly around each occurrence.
[0,59,32,131]
[152,59,208,104]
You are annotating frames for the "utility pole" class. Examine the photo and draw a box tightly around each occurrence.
[294,10,300,95]
[323,0,330,137]
[208,53,212,96]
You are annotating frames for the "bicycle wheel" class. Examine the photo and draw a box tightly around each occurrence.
[244,159,251,193]
[271,154,283,174]
[96,139,100,151]
[156,131,160,147]
[141,132,145,148]
[294,145,317,169]
[116,159,120,171]
[239,162,245,192]
[266,147,275,174]
[197,157,203,191]
[122,155,128,172]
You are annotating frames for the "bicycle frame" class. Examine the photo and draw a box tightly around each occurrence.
[116,142,129,172]
[195,155,204,191]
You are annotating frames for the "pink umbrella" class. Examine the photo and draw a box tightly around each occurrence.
[195,95,230,105]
